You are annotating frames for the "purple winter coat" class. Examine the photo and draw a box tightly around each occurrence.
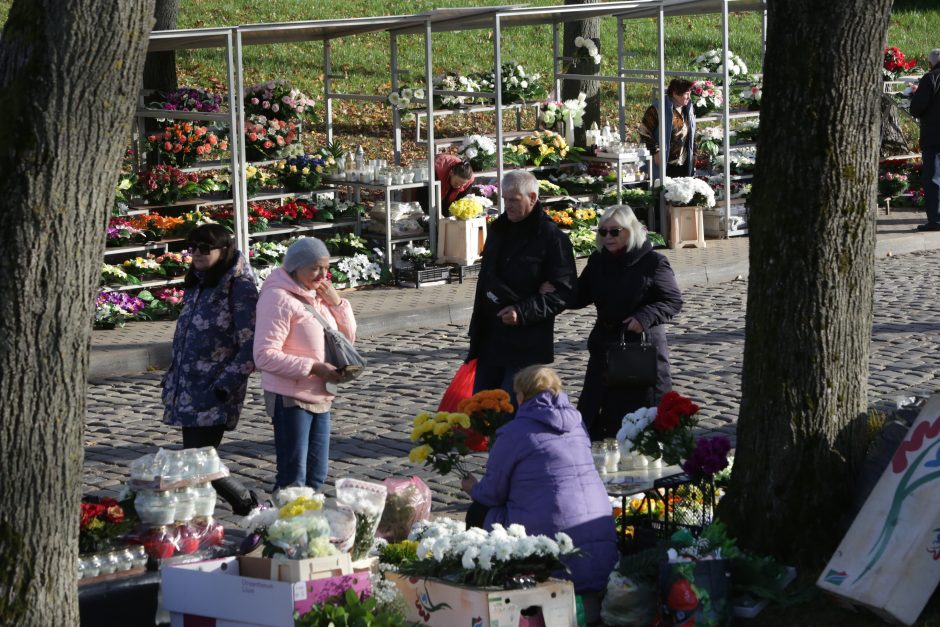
[470,391,619,592]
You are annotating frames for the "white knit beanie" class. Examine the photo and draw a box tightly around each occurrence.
[283,237,330,273]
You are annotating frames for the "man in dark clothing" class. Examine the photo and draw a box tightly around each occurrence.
[467,170,577,400]
[910,48,940,231]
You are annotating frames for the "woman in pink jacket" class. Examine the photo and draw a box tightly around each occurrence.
[253,238,357,491]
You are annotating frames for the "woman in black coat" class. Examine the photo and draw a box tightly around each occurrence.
[570,205,683,441]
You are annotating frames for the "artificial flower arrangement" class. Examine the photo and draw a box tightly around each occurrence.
[399,519,578,588]
[325,232,369,257]
[458,134,498,170]
[690,49,749,84]
[154,251,192,277]
[738,77,762,110]
[616,391,701,466]
[400,243,435,268]
[690,80,723,117]
[135,165,203,206]
[127,213,186,240]
[660,177,716,209]
[432,73,484,108]
[478,62,546,104]
[243,80,317,122]
[572,36,601,67]
[713,146,756,175]
[330,253,386,288]
[243,114,299,160]
[94,291,146,328]
[540,92,588,131]
[456,389,515,452]
[878,171,909,197]
[448,196,485,221]
[276,154,327,192]
[147,87,223,113]
[145,121,227,167]
[101,263,141,287]
[80,496,137,554]
[249,240,289,268]
[121,255,165,279]
[883,46,918,81]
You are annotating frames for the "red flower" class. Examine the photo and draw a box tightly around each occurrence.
[456,427,489,452]
[653,391,700,431]
[105,505,125,524]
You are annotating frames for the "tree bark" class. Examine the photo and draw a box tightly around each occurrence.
[0,1,154,624]
[717,0,892,566]
[562,0,601,146]
[880,92,911,157]
[143,0,179,93]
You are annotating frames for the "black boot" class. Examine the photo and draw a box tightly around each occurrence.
[212,476,258,516]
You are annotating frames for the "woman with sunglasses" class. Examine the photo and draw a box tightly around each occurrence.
[566,205,682,440]
[253,238,356,494]
[162,223,260,514]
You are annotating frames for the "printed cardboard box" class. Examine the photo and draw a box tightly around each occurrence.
[818,395,940,625]
[239,553,352,583]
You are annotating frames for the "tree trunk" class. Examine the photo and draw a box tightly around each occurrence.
[716,0,892,566]
[0,1,154,624]
[880,92,912,157]
[562,0,600,146]
[143,0,179,93]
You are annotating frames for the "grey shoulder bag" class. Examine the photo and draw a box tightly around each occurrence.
[300,301,367,382]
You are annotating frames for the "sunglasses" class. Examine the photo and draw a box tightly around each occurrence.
[189,243,219,255]
[597,228,624,237]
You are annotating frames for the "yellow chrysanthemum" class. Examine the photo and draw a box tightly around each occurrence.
[409,444,432,463]
[432,422,452,436]
[413,412,431,427]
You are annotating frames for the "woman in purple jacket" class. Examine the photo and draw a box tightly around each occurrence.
[460,365,618,595]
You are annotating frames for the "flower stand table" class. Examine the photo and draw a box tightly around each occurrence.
[437,216,486,266]
[667,205,706,249]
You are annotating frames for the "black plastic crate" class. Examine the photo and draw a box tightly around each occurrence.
[395,264,454,288]
[451,262,482,283]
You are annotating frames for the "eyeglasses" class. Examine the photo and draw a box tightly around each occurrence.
[189,243,219,255]
[597,228,624,237]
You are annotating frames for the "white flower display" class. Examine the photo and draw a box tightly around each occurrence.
[698,126,724,142]
[661,177,717,208]
[691,49,749,83]
[714,146,757,173]
[574,36,602,65]
[615,406,657,452]
[265,512,337,559]
[458,134,498,169]
[336,253,382,287]
[433,73,484,107]
[274,486,323,508]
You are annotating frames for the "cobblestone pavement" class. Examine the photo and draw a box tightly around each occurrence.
[84,249,940,526]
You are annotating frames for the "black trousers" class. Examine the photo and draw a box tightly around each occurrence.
[181,426,255,515]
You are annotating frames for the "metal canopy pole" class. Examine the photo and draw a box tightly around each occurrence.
[721,0,731,232]
[657,2,667,234]
[424,18,438,254]
[232,29,249,254]
[494,13,504,209]
[552,21,561,99]
[391,32,402,166]
[324,40,333,144]
[617,16,626,139]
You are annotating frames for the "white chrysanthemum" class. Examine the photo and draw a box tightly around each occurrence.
[555,532,575,553]
[507,524,527,538]
[388,92,400,106]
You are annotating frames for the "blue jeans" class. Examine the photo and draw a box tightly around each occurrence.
[473,360,522,408]
[923,147,940,225]
[271,395,331,491]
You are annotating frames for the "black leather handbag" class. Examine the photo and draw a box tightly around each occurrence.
[606,329,658,388]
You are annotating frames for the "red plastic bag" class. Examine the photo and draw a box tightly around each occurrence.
[437,359,477,412]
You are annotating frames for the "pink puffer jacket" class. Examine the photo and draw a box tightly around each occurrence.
[253,267,357,404]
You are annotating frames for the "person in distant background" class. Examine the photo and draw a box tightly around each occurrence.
[638,77,696,179]
[435,152,475,216]
[910,48,940,232]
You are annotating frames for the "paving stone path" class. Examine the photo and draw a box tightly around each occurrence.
[84,249,940,526]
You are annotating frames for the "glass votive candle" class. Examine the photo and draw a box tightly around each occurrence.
[82,555,102,578]
[591,442,608,476]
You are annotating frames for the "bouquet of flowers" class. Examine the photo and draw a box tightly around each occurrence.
[448,196,485,221]
[331,253,384,288]
[714,146,756,175]
[127,213,186,240]
[568,225,598,257]
[243,114,299,160]
[100,263,140,287]
[690,49,749,84]
[433,73,484,108]
[121,255,165,278]
[616,391,700,465]
[696,126,724,166]
[401,519,578,588]
[738,77,762,110]
[80,497,136,554]
[408,410,474,476]
[878,171,909,197]
[458,134,498,170]
[240,487,338,559]
[572,36,601,67]
[336,478,388,561]
[455,389,514,452]
[690,80,723,116]
[244,165,275,196]
[244,80,316,122]
[325,232,368,256]
[249,240,289,267]
[540,92,588,130]
[148,87,223,113]
[478,62,546,103]
[146,121,227,167]
[154,251,191,277]
[883,46,918,81]
[135,165,203,206]
[94,291,146,328]
[276,154,327,192]
[661,177,716,208]
[517,130,574,166]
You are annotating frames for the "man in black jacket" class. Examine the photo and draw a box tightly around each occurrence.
[911,48,940,231]
[467,170,577,400]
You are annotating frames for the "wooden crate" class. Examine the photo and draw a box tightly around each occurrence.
[817,394,940,625]
[238,553,352,583]
[438,217,486,266]
[667,206,706,249]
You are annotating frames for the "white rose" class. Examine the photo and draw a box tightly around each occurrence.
[575,36,585,47]
[520,80,528,88]
[414,88,425,99]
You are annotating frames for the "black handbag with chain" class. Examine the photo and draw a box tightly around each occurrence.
[606,328,658,388]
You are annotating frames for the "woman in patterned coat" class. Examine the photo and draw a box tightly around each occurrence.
[162,224,259,514]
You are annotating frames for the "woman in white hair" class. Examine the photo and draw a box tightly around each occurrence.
[253,237,357,491]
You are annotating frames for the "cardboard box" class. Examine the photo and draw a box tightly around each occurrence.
[239,553,352,583]
[162,556,370,627]
[388,573,577,626]
[818,395,940,625]
[438,217,486,266]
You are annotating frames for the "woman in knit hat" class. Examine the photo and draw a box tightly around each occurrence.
[253,237,358,492]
